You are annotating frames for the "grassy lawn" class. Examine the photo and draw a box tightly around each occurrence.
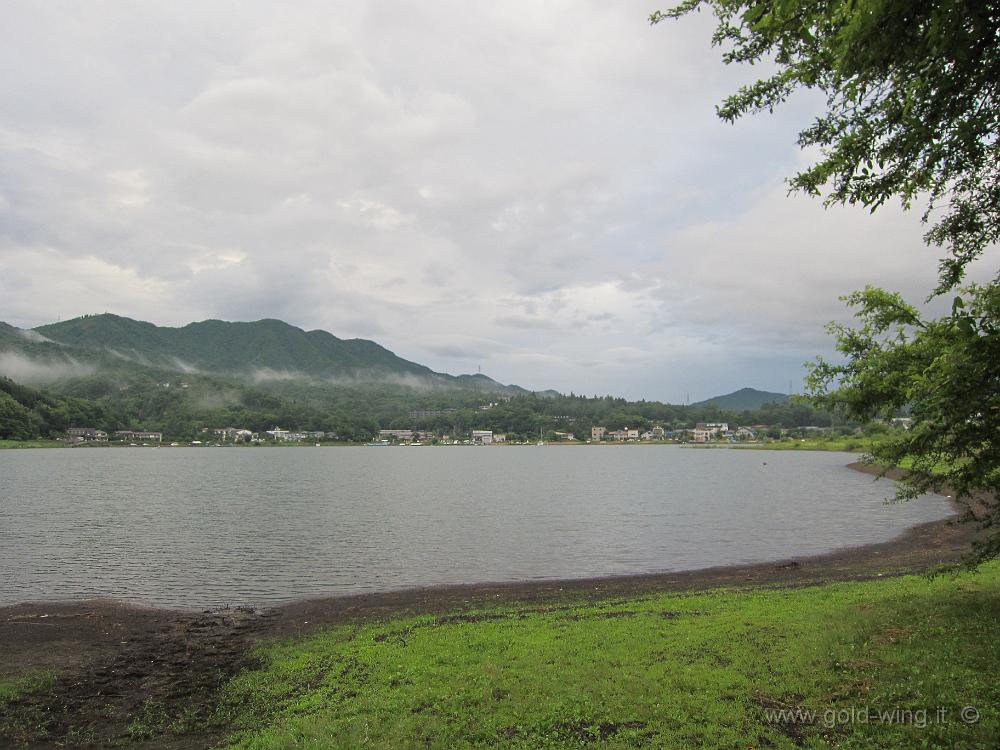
[729,437,873,452]
[0,439,64,449]
[216,563,1000,749]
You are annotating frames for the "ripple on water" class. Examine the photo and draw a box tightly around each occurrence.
[0,446,950,609]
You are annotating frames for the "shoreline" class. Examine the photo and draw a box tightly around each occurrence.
[2,462,976,620]
[0,439,858,449]
[1,461,980,662]
[1,461,985,748]
[0,462,963,616]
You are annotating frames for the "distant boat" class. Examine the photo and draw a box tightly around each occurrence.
[365,439,390,447]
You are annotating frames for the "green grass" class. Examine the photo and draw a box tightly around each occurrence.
[728,439,957,479]
[0,670,55,703]
[216,564,1000,749]
[0,672,56,747]
[0,439,64,449]
[731,437,873,452]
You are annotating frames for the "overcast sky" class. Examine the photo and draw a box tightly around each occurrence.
[1,2,995,402]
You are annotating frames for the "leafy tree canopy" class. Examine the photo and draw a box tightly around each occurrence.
[653,0,1000,291]
[808,284,1000,563]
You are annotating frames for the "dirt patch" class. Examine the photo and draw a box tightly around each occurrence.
[563,610,638,621]
[0,607,275,748]
[755,692,810,746]
[499,720,649,744]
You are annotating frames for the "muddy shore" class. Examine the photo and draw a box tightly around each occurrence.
[0,461,987,748]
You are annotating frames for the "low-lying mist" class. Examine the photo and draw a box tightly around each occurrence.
[0,351,97,383]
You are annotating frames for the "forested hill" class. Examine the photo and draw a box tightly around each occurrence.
[692,388,790,411]
[29,314,522,392]
[0,376,114,440]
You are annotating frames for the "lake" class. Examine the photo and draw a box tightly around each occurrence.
[0,446,951,609]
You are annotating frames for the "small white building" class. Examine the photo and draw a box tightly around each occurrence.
[472,430,493,445]
[380,429,414,441]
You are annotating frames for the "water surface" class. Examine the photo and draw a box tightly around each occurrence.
[0,446,950,608]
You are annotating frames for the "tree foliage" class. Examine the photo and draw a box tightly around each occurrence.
[0,368,837,444]
[0,376,117,439]
[808,284,1000,562]
[653,0,1000,290]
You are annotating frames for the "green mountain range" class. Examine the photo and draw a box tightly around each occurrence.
[0,316,834,442]
[691,387,790,411]
[3,315,789,409]
[1,314,526,394]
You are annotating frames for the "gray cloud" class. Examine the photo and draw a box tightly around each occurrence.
[493,316,560,331]
[422,344,486,361]
[2,2,992,402]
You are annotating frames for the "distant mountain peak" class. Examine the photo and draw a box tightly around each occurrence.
[691,387,789,411]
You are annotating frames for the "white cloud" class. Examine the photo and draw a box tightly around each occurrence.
[0,351,96,383]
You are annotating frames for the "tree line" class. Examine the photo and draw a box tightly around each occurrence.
[1,373,840,443]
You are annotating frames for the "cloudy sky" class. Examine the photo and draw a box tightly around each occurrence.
[1,2,995,402]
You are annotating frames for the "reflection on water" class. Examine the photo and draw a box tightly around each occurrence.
[0,446,950,609]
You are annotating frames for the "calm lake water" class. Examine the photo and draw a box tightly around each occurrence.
[0,446,951,609]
